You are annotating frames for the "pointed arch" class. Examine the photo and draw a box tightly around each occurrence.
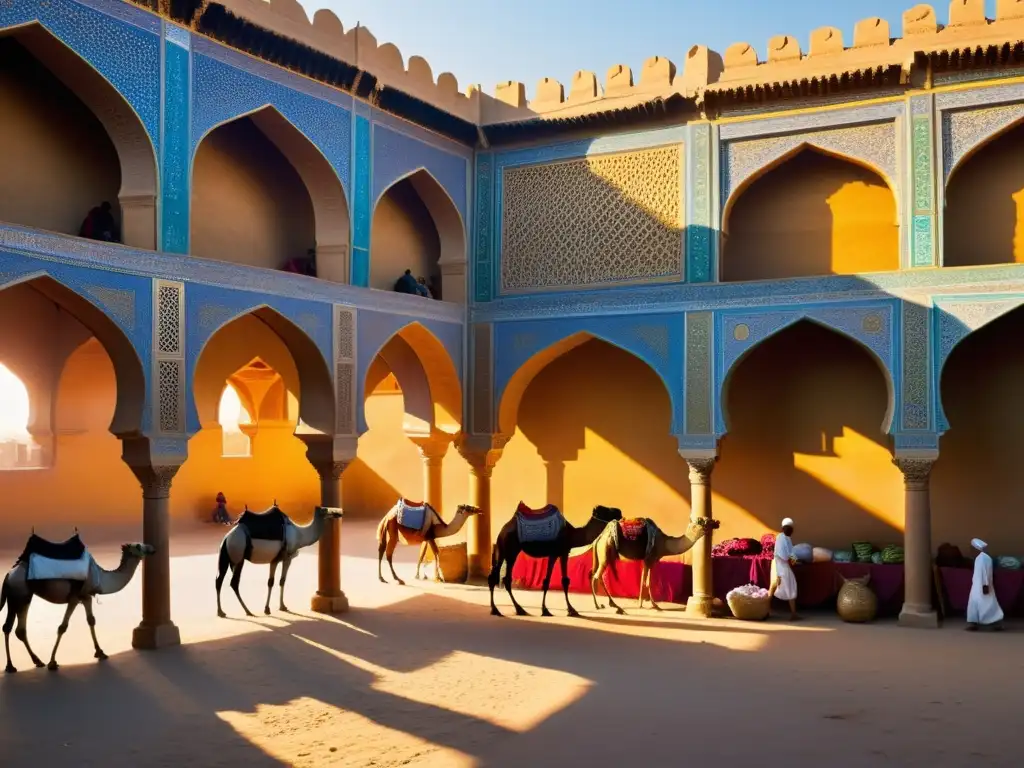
[0,23,158,248]
[371,167,467,303]
[0,273,146,436]
[361,321,462,434]
[720,317,895,435]
[945,111,1024,189]
[943,115,1024,268]
[721,144,900,282]
[497,331,675,438]
[190,105,350,281]
[192,305,334,435]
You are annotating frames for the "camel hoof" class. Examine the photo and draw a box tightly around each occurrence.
[5,665,16,674]
[95,651,109,661]
[47,662,59,672]
[280,606,290,614]
[217,610,227,619]
[264,607,271,616]
[490,607,503,617]
[567,609,582,619]
[541,608,554,618]
[615,608,626,616]
[379,577,387,584]
[396,580,406,587]
[515,608,529,617]
[651,604,662,612]
[244,611,255,618]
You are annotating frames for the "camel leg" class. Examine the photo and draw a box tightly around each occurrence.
[488,548,504,617]
[385,534,404,585]
[264,560,280,615]
[230,560,255,617]
[560,552,580,618]
[3,586,17,673]
[47,600,79,671]
[215,540,231,618]
[278,557,293,612]
[415,542,429,580]
[539,556,559,617]
[592,555,625,615]
[638,564,650,609]
[428,539,445,583]
[13,601,44,669]
[82,597,108,661]
[377,526,389,583]
[504,550,528,616]
[590,545,603,611]
[645,563,662,611]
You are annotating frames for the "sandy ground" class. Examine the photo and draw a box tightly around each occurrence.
[0,520,1021,768]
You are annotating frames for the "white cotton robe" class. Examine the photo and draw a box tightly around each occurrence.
[967,551,1004,625]
[771,533,798,601]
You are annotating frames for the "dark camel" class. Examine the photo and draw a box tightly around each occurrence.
[590,516,719,613]
[488,504,623,618]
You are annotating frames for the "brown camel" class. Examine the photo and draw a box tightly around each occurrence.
[2,533,154,673]
[590,515,719,613]
[488,503,623,618]
[376,499,482,585]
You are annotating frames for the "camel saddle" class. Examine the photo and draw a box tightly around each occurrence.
[393,499,437,536]
[17,533,93,582]
[515,502,565,544]
[613,518,659,561]
[237,506,289,541]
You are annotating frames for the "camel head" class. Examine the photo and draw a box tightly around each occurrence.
[456,504,483,517]
[685,516,721,541]
[315,506,344,520]
[593,505,624,524]
[122,543,156,559]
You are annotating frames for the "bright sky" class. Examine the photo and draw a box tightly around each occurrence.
[300,0,1001,99]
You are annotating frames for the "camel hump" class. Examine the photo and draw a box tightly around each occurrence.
[237,506,289,541]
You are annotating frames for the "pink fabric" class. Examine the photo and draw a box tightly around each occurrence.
[510,552,687,604]
[939,566,1024,616]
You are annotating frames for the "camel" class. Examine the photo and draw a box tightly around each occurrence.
[489,503,623,618]
[216,503,341,618]
[590,515,719,614]
[2,533,154,673]
[376,499,482,585]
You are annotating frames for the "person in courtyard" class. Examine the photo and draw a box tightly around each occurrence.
[967,538,1004,631]
[394,269,419,294]
[212,491,232,525]
[416,276,432,298]
[768,517,799,620]
[78,201,120,243]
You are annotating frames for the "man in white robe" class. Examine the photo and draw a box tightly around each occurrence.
[768,517,799,620]
[967,538,1004,631]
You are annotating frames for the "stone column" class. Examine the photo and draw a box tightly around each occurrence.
[129,463,181,650]
[310,459,349,614]
[456,435,506,579]
[894,456,938,628]
[119,193,158,250]
[410,433,451,511]
[684,457,716,618]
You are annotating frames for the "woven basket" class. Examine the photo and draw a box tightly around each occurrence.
[423,541,468,584]
[727,592,771,621]
[837,575,877,623]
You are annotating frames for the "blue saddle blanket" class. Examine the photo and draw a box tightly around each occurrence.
[515,502,565,543]
[395,499,432,533]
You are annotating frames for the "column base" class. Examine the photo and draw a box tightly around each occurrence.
[311,591,349,614]
[132,622,181,650]
[686,595,713,618]
[899,604,939,628]
[468,554,491,580]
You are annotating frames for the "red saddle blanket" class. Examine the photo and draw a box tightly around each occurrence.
[619,519,647,541]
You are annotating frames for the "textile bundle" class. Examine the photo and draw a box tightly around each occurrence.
[757,533,776,560]
[712,537,762,558]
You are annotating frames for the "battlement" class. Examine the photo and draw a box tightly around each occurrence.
[211,0,1024,128]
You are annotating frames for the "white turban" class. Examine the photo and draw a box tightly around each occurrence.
[972,538,987,552]
[781,518,794,528]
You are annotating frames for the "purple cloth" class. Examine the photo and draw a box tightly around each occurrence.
[939,566,1024,617]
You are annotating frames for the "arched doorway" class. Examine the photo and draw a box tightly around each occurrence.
[0,277,145,537]
[494,336,685,530]
[716,319,900,546]
[722,148,899,282]
[191,108,350,282]
[934,305,1024,550]
[0,24,158,248]
[944,119,1024,267]
[350,323,463,520]
[371,170,467,303]
[182,311,335,523]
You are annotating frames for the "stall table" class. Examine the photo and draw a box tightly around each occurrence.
[938,566,1024,617]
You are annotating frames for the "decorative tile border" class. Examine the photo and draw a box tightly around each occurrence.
[900,299,930,431]
[684,311,712,434]
[942,101,1024,182]
[934,79,1024,111]
[473,152,494,303]
[909,95,937,269]
[161,23,191,254]
[718,101,904,141]
[686,124,713,284]
[351,115,372,286]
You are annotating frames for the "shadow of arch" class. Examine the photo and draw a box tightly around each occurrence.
[721,145,899,282]
[372,168,467,302]
[497,331,675,438]
[361,321,461,434]
[190,105,350,282]
[0,274,146,436]
[943,117,1024,268]
[719,317,896,435]
[192,306,334,435]
[0,23,158,248]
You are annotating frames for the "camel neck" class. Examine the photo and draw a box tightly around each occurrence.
[568,517,609,549]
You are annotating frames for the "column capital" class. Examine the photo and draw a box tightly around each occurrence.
[408,431,454,463]
[301,434,357,478]
[893,455,936,490]
[455,433,508,475]
[121,436,185,499]
[682,455,717,485]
